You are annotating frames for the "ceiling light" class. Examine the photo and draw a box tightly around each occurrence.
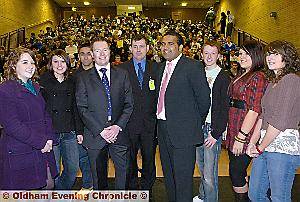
[128,6,135,10]
[71,7,77,11]
[67,2,71,4]
[84,2,90,6]
[181,2,188,6]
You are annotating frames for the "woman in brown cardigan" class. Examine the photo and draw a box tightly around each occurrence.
[247,40,300,202]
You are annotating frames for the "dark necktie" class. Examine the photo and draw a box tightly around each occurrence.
[137,63,144,89]
[100,68,112,121]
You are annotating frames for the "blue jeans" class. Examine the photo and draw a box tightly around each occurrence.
[249,152,300,202]
[78,144,93,189]
[195,123,222,202]
[53,131,79,190]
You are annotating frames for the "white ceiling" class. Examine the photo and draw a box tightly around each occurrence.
[53,0,215,8]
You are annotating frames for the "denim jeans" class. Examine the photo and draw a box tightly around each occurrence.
[195,123,222,202]
[249,152,300,202]
[78,144,93,189]
[53,131,79,190]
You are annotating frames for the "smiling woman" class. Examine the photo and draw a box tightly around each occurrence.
[39,49,83,190]
[0,47,58,190]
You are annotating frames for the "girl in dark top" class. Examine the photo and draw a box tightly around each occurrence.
[225,40,267,201]
[39,49,83,190]
[247,40,300,202]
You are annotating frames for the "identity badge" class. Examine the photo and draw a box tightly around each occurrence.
[149,79,155,91]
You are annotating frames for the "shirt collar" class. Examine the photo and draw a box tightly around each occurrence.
[95,63,110,72]
[133,58,146,71]
[166,53,182,67]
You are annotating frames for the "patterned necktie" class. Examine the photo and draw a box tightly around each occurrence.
[137,63,144,89]
[157,62,172,115]
[100,68,112,121]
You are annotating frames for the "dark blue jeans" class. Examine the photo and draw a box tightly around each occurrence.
[78,144,93,189]
[53,131,79,190]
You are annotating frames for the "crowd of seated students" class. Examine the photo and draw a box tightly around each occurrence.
[0,14,239,81]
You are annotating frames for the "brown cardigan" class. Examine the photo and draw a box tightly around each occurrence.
[261,73,300,131]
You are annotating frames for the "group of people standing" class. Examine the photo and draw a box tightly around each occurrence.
[0,29,299,202]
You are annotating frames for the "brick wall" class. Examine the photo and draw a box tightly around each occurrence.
[0,0,62,36]
[215,0,300,49]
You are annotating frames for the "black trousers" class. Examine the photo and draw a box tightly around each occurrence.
[127,132,157,190]
[228,150,252,187]
[87,143,129,190]
[157,120,196,202]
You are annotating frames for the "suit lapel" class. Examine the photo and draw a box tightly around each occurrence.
[142,61,152,90]
[128,60,140,88]
[167,56,184,90]
[90,67,105,92]
[110,64,117,95]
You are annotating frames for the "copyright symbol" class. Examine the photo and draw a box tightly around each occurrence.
[140,192,147,199]
[2,192,9,199]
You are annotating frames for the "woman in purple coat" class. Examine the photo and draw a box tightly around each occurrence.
[0,48,58,190]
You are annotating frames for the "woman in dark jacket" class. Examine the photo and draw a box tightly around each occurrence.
[39,49,83,190]
[0,47,57,190]
[220,12,227,35]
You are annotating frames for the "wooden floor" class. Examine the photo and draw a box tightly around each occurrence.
[104,147,300,177]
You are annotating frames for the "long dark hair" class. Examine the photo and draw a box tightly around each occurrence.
[235,40,264,82]
[264,40,300,83]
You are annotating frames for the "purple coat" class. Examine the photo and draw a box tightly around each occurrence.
[0,80,58,190]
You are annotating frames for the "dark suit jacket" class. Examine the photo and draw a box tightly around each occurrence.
[210,69,231,140]
[119,59,158,135]
[157,56,210,148]
[76,65,134,150]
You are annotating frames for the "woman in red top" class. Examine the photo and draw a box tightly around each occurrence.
[225,40,267,201]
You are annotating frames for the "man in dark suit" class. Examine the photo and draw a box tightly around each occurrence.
[76,38,134,190]
[119,34,157,192]
[156,30,210,202]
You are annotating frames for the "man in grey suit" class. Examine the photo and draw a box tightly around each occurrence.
[76,38,134,190]
[156,30,210,202]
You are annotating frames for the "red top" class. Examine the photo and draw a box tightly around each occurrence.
[226,71,267,153]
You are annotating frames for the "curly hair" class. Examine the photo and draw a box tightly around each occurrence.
[3,47,36,81]
[264,40,300,83]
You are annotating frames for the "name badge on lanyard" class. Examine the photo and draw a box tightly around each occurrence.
[149,78,155,91]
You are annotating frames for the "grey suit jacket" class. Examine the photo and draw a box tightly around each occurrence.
[76,65,134,149]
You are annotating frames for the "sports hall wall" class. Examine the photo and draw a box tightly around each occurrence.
[216,0,300,49]
[0,0,62,36]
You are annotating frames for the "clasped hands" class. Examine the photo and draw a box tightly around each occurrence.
[100,125,121,143]
[246,143,260,158]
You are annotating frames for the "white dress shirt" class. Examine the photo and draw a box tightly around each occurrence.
[157,53,182,120]
[95,63,111,84]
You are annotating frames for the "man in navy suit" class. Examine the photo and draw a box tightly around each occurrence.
[76,38,134,190]
[119,34,158,193]
[156,30,210,202]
